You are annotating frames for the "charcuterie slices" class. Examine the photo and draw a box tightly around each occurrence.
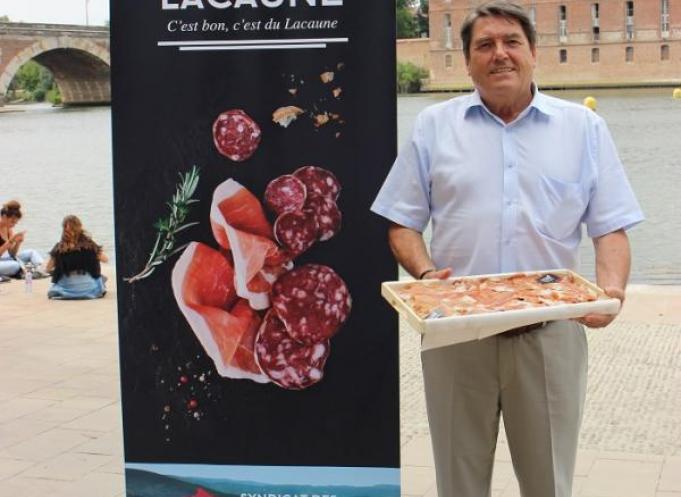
[213,109,261,162]
[397,272,599,319]
[255,311,330,390]
[171,242,269,383]
[172,170,351,390]
[272,264,352,345]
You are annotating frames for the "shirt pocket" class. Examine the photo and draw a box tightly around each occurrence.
[536,175,587,241]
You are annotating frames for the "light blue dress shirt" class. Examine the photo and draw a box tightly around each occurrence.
[371,89,644,276]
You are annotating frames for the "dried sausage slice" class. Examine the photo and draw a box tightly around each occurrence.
[271,264,352,345]
[293,166,340,201]
[264,175,307,216]
[304,195,341,242]
[255,311,330,390]
[213,109,262,162]
[273,210,318,257]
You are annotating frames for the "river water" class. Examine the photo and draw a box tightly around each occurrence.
[1,88,679,284]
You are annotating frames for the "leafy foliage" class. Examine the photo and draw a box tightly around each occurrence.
[397,61,429,93]
[8,60,62,104]
[396,0,429,38]
[0,15,10,22]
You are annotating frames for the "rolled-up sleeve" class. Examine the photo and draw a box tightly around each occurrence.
[584,115,645,238]
[370,114,432,232]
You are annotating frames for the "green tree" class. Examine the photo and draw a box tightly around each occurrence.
[9,60,61,103]
[416,0,429,37]
[0,15,11,22]
[396,0,417,38]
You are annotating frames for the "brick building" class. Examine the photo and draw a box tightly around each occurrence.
[400,0,681,90]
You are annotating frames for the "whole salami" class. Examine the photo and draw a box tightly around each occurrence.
[304,195,341,242]
[255,311,330,390]
[213,109,261,162]
[264,175,307,216]
[271,264,352,345]
[273,210,318,257]
[293,166,341,201]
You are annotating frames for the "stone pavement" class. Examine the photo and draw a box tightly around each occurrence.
[1,268,680,497]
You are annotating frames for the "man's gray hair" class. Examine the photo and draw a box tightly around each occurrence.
[460,1,536,61]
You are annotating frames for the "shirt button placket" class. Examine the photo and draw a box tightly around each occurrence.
[500,128,518,272]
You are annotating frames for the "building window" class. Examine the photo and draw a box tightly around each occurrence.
[592,47,600,63]
[560,49,568,63]
[661,44,670,60]
[444,13,452,49]
[661,0,670,35]
[625,1,634,40]
[559,5,568,40]
[591,3,600,40]
[445,54,453,68]
[626,46,634,62]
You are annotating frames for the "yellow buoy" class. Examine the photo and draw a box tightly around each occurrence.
[583,96,597,111]
[673,88,681,99]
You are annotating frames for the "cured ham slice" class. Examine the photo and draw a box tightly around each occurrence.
[396,272,599,319]
[210,179,287,310]
[172,242,269,383]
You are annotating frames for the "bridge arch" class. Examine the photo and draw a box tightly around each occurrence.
[0,37,110,105]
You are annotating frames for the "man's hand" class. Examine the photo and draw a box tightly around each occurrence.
[575,286,624,328]
[12,232,25,243]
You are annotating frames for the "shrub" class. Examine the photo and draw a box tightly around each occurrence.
[397,61,428,94]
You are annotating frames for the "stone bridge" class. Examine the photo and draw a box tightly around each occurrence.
[0,22,109,106]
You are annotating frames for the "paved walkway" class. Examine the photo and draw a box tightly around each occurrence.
[1,269,680,497]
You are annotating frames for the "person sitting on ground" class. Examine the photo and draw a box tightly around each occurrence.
[46,215,108,300]
[0,200,45,278]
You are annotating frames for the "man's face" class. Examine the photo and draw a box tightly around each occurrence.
[466,15,536,102]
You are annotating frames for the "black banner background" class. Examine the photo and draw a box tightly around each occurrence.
[111,1,398,469]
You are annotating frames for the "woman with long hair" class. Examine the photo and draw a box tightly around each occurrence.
[0,200,45,278]
[46,215,108,299]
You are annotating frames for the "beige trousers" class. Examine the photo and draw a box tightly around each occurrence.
[421,320,587,497]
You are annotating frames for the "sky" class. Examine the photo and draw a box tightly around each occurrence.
[0,0,109,26]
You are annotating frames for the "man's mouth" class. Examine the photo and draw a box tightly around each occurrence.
[490,67,514,74]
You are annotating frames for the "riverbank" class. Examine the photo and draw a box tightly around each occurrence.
[1,270,680,496]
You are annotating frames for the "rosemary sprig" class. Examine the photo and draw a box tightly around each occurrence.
[125,166,200,283]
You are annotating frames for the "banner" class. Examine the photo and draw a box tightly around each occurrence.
[111,2,399,496]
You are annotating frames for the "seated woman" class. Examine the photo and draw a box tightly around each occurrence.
[47,215,108,300]
[0,200,45,278]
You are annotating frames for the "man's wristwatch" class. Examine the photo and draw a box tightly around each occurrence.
[419,268,436,280]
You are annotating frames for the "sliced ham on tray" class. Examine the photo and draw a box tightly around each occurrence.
[172,242,269,383]
[210,179,288,310]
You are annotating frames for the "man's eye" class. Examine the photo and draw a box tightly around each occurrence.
[507,40,521,46]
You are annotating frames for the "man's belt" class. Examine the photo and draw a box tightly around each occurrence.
[502,321,550,337]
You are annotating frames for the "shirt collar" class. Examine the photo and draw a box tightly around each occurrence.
[464,84,556,120]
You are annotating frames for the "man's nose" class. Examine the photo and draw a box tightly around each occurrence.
[492,41,509,59]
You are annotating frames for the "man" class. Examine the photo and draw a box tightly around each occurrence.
[371,2,644,496]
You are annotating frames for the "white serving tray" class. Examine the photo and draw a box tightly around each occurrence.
[381,269,621,351]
